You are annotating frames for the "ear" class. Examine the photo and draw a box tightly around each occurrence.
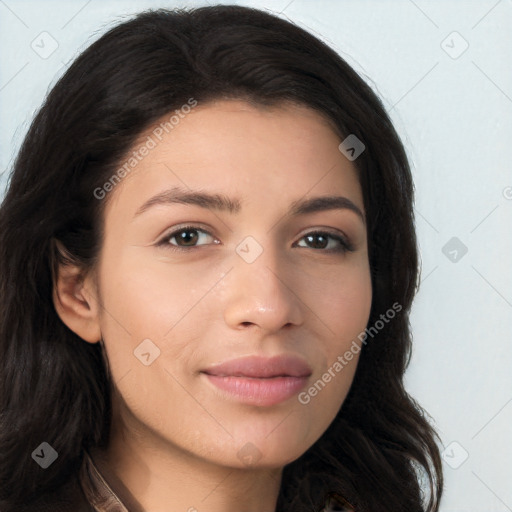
[52,249,102,344]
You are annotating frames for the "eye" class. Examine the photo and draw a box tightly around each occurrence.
[156,225,353,254]
[156,225,219,251]
[295,230,353,253]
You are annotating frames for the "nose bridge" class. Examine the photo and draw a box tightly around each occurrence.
[236,235,290,301]
[223,235,303,331]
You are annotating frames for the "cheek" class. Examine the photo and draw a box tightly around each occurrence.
[95,252,206,422]
[331,272,372,344]
[94,250,202,385]
[99,247,214,339]
[96,247,235,400]
[311,257,372,347]
[298,257,371,374]
[308,258,371,399]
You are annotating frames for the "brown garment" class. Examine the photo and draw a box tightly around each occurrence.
[79,450,130,511]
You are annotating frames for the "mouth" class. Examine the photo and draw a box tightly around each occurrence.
[201,355,312,406]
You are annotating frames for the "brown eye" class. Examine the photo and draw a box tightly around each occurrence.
[295,231,353,253]
[157,226,218,250]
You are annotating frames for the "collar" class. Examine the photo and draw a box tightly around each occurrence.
[79,450,130,512]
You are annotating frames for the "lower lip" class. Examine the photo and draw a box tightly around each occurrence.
[203,374,309,406]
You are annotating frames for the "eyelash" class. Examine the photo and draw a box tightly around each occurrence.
[156,225,354,254]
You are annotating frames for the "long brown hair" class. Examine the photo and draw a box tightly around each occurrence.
[0,6,442,511]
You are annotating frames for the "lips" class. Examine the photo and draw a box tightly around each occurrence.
[202,355,312,379]
[201,355,312,406]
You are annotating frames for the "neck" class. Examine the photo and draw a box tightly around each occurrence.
[90,409,283,512]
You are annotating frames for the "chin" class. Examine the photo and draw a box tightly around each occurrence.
[212,420,322,470]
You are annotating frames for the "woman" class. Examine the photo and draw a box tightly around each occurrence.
[0,5,443,512]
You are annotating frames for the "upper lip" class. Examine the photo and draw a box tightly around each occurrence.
[202,355,312,378]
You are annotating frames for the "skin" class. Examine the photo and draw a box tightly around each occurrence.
[54,99,372,512]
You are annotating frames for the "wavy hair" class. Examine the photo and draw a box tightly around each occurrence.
[0,5,443,511]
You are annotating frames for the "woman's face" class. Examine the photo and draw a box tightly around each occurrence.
[90,99,371,469]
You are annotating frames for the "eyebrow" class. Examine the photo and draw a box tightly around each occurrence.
[133,186,364,222]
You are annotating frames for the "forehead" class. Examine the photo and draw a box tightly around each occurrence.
[102,99,362,221]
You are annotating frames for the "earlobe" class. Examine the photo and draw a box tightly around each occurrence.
[52,262,102,344]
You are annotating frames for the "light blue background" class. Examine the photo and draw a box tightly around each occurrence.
[1,1,511,510]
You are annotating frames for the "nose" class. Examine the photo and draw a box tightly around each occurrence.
[222,242,304,334]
